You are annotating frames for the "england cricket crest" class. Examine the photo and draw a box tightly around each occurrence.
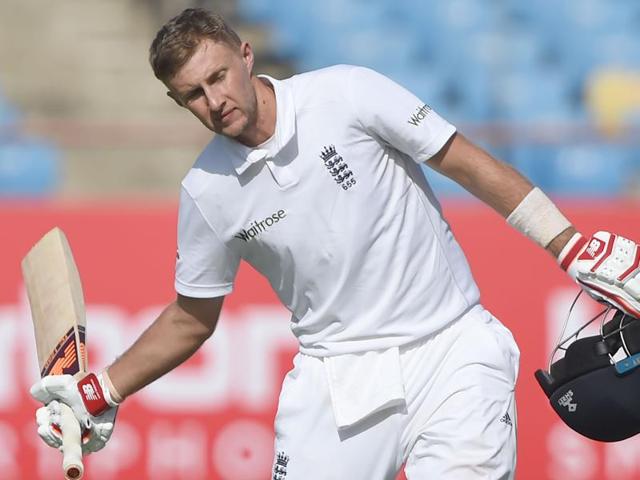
[272,451,289,480]
[319,144,356,190]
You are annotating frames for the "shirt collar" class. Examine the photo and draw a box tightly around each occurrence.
[227,75,296,175]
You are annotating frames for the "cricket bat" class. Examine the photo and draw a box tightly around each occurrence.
[22,227,88,480]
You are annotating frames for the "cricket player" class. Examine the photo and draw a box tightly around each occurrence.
[30,8,640,479]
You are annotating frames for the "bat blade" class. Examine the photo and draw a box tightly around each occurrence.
[22,227,87,375]
[22,227,86,480]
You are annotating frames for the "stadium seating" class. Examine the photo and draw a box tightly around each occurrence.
[4,1,635,198]
[0,89,60,197]
[511,143,634,197]
[0,137,59,197]
[236,0,640,197]
[0,88,19,132]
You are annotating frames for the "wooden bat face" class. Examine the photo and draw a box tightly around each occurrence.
[22,227,87,378]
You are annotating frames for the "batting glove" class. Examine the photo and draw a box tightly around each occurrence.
[30,372,119,454]
[559,231,640,318]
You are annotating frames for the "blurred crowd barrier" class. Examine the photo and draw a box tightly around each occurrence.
[2,203,640,480]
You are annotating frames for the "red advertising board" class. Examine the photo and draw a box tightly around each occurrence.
[1,200,639,479]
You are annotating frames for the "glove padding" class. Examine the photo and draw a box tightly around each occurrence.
[559,231,640,318]
[31,373,118,454]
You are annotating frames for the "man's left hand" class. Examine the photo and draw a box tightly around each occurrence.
[559,231,640,318]
[30,373,118,454]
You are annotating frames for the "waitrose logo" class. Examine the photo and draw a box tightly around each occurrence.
[407,103,432,126]
[234,209,287,242]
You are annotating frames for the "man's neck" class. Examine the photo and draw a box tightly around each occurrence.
[237,76,276,147]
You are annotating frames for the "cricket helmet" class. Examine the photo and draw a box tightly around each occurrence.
[535,294,640,442]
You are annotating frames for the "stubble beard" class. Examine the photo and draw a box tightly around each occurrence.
[230,90,259,144]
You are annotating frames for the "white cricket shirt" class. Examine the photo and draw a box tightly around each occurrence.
[175,65,481,356]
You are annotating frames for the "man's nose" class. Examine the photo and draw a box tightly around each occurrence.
[204,86,223,112]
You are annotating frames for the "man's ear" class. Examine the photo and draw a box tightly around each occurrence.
[240,41,255,75]
[167,90,184,107]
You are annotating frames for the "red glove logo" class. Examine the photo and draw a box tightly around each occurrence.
[579,238,604,261]
[77,374,109,416]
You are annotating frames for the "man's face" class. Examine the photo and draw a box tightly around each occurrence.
[166,39,257,139]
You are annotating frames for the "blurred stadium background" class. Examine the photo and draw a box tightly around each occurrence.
[1,0,639,479]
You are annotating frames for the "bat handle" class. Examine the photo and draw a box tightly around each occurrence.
[59,403,84,480]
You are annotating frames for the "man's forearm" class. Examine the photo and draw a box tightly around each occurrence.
[105,298,221,400]
[428,133,576,259]
[428,133,534,217]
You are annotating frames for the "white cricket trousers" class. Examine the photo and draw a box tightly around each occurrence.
[271,305,520,479]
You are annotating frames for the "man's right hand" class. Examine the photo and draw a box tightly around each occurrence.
[559,231,640,318]
[31,373,119,454]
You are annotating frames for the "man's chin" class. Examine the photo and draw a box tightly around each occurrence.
[200,119,238,135]
[216,121,248,139]
[205,123,236,136]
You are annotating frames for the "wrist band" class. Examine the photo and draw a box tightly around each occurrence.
[506,187,572,248]
[100,370,124,405]
[558,232,587,270]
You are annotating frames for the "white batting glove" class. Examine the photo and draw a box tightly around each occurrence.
[30,372,119,454]
[559,231,640,318]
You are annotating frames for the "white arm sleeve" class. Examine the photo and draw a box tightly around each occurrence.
[175,186,240,298]
[347,66,456,162]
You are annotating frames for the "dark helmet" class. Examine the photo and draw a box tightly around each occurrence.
[536,298,640,442]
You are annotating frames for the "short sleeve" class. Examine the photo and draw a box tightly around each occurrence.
[174,186,240,298]
[347,66,456,162]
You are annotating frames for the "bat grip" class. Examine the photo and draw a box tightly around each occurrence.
[59,403,84,480]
